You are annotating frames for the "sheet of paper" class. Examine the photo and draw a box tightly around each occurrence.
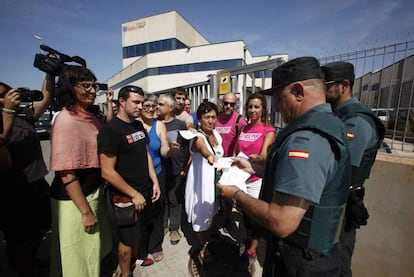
[166,130,178,143]
[179,130,198,140]
[237,151,249,160]
[218,166,250,192]
[213,157,233,168]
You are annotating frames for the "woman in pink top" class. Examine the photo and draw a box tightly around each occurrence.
[49,66,112,277]
[234,93,276,265]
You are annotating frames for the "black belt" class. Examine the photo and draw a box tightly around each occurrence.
[273,240,324,261]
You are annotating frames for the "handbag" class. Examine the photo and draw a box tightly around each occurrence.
[112,194,138,226]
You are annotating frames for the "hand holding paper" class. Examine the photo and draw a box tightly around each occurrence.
[218,165,250,193]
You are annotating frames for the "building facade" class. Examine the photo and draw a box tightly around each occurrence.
[98,11,287,104]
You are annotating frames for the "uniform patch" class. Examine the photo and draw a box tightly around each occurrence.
[288,150,309,160]
[346,132,354,139]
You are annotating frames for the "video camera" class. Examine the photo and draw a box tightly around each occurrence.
[17,87,43,102]
[33,44,87,76]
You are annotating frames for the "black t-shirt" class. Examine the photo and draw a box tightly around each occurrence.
[164,118,189,175]
[98,117,152,194]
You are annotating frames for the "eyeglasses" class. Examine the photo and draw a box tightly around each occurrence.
[223,101,236,107]
[77,83,98,91]
[143,104,156,110]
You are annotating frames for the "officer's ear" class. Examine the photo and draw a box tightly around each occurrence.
[291,83,304,100]
[341,79,351,89]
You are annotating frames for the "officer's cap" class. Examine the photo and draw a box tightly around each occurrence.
[321,61,355,84]
[263,57,323,95]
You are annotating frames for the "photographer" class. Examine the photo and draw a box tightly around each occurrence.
[0,86,21,170]
[0,74,54,277]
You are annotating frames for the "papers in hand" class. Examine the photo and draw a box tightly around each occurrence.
[179,130,198,140]
[218,166,250,193]
[213,157,233,168]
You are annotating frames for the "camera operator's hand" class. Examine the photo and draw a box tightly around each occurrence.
[1,88,21,144]
[2,89,21,110]
[33,74,54,121]
[105,88,115,122]
[106,88,114,103]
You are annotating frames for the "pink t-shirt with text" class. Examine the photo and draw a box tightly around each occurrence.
[215,112,247,157]
[237,123,276,180]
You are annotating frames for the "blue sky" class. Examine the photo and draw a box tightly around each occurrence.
[1,0,413,89]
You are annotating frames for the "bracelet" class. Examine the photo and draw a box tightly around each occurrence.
[63,177,79,186]
[232,189,244,207]
[2,108,16,115]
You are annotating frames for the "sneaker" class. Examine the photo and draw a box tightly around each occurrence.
[140,257,154,267]
[170,230,182,245]
[246,249,257,265]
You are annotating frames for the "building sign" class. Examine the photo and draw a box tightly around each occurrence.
[219,72,231,95]
[122,21,146,32]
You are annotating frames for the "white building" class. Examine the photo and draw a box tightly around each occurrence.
[99,10,287,103]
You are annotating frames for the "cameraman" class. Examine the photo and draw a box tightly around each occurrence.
[0,87,21,170]
[0,74,54,277]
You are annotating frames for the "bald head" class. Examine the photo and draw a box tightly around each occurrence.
[221,92,238,116]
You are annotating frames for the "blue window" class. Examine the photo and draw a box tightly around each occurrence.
[123,38,188,58]
[112,59,243,90]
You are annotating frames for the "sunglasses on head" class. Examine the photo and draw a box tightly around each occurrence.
[125,85,143,93]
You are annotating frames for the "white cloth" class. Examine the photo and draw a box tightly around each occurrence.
[185,130,223,232]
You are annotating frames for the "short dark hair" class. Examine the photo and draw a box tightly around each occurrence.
[57,65,97,109]
[196,101,218,120]
[173,87,187,98]
[118,85,144,101]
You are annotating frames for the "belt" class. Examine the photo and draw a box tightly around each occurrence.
[273,240,324,261]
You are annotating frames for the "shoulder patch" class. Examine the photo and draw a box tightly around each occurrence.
[288,150,309,160]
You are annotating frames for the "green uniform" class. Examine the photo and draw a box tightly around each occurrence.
[260,104,351,276]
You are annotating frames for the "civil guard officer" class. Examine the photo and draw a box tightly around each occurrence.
[217,56,351,276]
[321,62,385,277]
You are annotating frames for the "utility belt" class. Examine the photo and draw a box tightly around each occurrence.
[270,239,324,261]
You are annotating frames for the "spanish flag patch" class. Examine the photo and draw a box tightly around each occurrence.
[288,150,310,160]
[346,132,355,139]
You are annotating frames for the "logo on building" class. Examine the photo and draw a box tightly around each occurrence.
[122,21,146,32]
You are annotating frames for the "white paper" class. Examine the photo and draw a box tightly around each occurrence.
[213,157,233,168]
[218,166,250,192]
[179,130,198,140]
[237,151,249,160]
[166,130,178,143]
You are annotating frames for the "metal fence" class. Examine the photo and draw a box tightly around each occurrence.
[319,38,414,152]
[154,37,414,152]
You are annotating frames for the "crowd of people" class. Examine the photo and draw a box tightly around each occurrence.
[0,56,384,277]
